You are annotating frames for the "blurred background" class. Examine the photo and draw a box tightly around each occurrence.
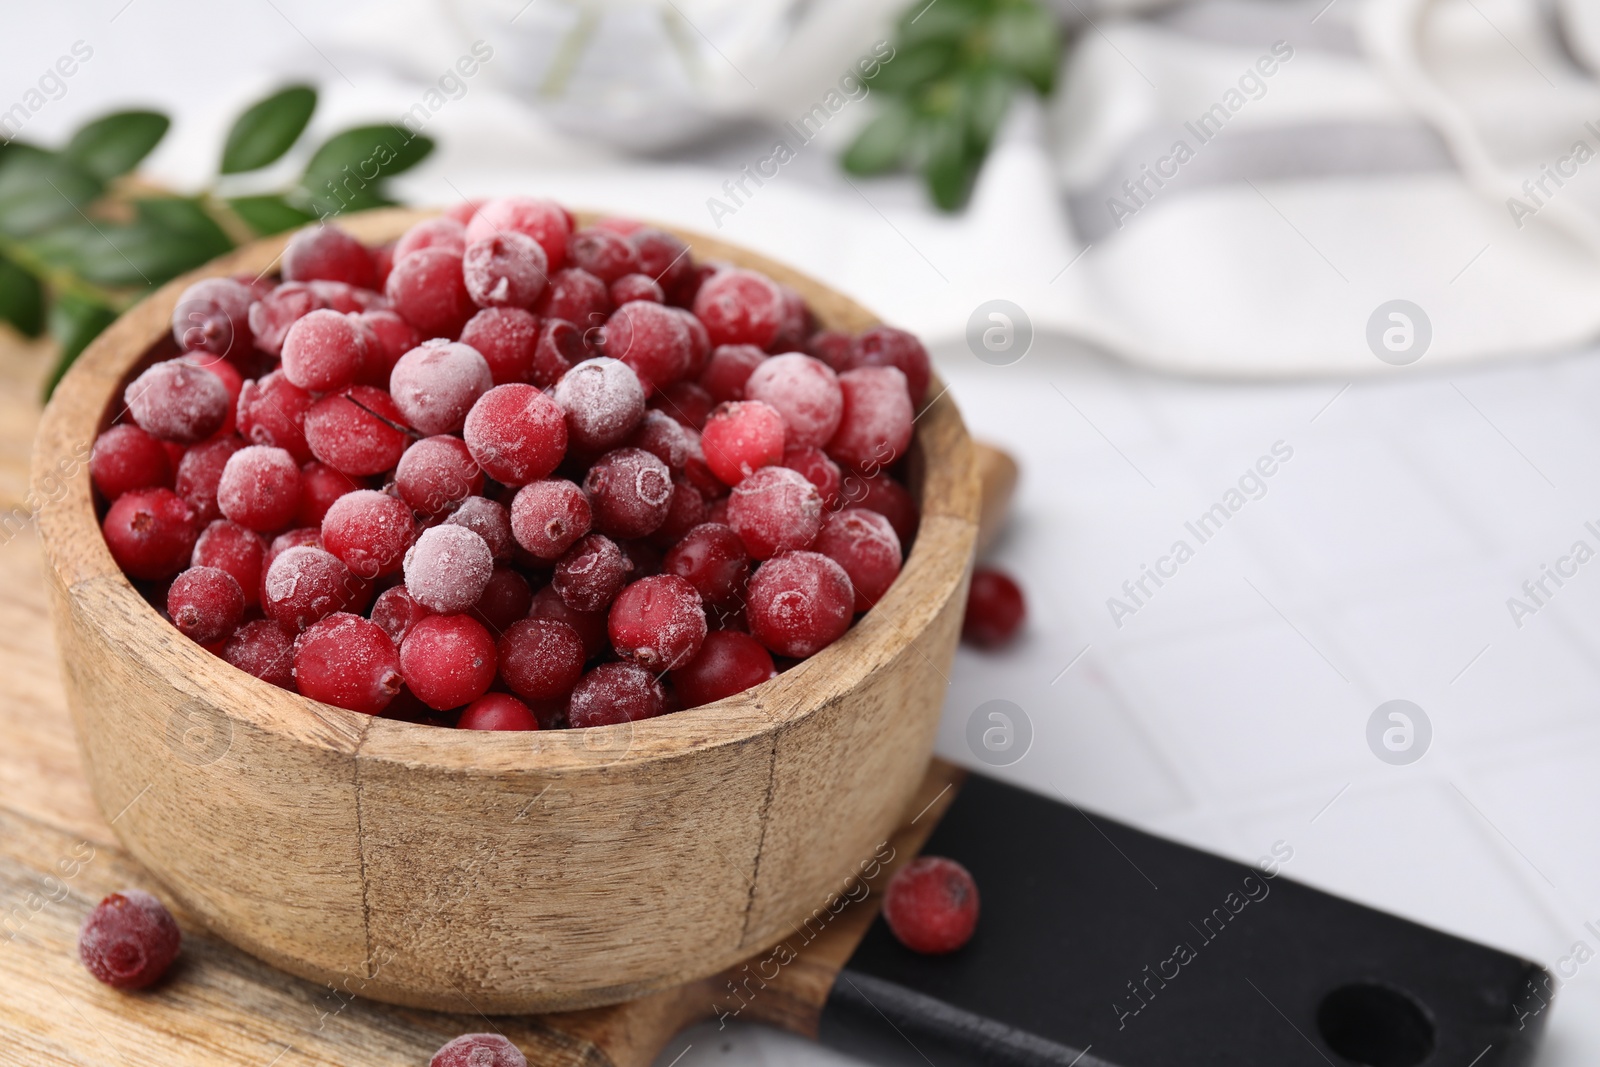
[9,0,1600,1062]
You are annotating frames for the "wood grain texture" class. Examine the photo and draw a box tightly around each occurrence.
[31,209,983,1013]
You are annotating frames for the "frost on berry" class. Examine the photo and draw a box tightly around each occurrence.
[293,612,402,714]
[126,359,230,444]
[77,889,181,990]
[404,523,495,614]
[552,357,646,453]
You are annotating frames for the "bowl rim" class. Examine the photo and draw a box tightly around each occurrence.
[32,207,980,775]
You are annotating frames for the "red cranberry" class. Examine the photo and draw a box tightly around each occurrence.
[651,477,709,549]
[815,508,902,612]
[216,445,300,532]
[400,613,498,711]
[530,317,588,388]
[404,524,494,614]
[783,446,842,509]
[727,466,823,560]
[882,856,979,954]
[806,328,853,369]
[745,354,842,449]
[847,472,919,545]
[463,231,548,309]
[236,370,314,463]
[599,300,691,392]
[510,478,591,560]
[395,436,483,516]
[321,489,415,579]
[262,545,356,632]
[459,693,538,731]
[467,196,571,271]
[92,424,173,501]
[650,380,712,430]
[222,618,294,688]
[307,279,382,314]
[962,567,1025,648]
[248,281,322,356]
[700,401,785,487]
[629,228,692,293]
[609,575,707,670]
[389,340,494,436]
[529,584,608,660]
[626,409,691,469]
[671,630,776,708]
[699,344,766,404]
[356,309,422,381]
[552,357,646,452]
[282,225,376,289]
[567,661,665,728]
[280,308,369,393]
[294,612,402,713]
[370,585,430,647]
[78,889,181,990]
[395,217,467,261]
[174,435,244,525]
[553,533,631,613]
[463,383,567,486]
[167,566,245,643]
[567,227,640,284]
[103,488,199,580]
[430,1033,528,1067]
[303,387,411,477]
[442,496,513,561]
[827,367,913,474]
[460,307,541,385]
[470,566,533,632]
[385,246,476,339]
[497,617,585,700]
[192,519,266,606]
[446,200,485,225]
[297,461,362,527]
[746,550,853,657]
[610,273,663,305]
[534,267,609,329]
[582,447,673,539]
[842,325,932,406]
[126,359,230,444]
[171,277,253,357]
[663,522,749,608]
[693,268,784,349]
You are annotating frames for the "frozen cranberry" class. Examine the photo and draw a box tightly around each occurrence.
[458,693,538,731]
[883,856,979,954]
[430,1033,528,1067]
[172,277,253,357]
[265,527,323,568]
[174,435,243,525]
[727,466,823,560]
[680,431,726,500]
[578,447,670,539]
[650,380,712,431]
[463,383,567,486]
[78,889,181,990]
[816,508,901,612]
[400,613,498,711]
[530,317,587,389]
[217,445,300,532]
[497,617,585,700]
[552,357,645,453]
[849,472,919,545]
[126,359,229,444]
[963,568,1025,648]
[567,661,666,728]
[534,267,610,330]
[192,520,266,606]
[282,225,376,289]
[321,490,415,579]
[553,533,630,612]
[841,325,932,406]
[166,565,245,643]
[294,613,402,713]
[404,523,494,614]
[460,307,540,385]
[610,273,663,305]
[745,354,842,449]
[805,328,853,370]
[625,409,691,470]
[92,424,173,501]
[663,522,749,608]
[222,618,294,688]
[395,217,466,261]
[467,196,571,271]
[700,401,785,487]
[673,307,711,378]
[693,268,784,349]
[529,584,608,660]
[280,309,369,393]
[307,279,381,314]
[609,575,706,670]
[263,546,356,632]
[356,309,422,381]
[445,200,485,226]
[248,281,321,356]
[385,247,476,339]
[783,446,842,509]
[828,367,913,473]
[303,387,410,477]
[395,436,483,517]
[600,300,691,392]
[771,285,813,352]
[390,340,494,435]
[103,489,197,581]
[650,478,708,549]
[510,479,590,560]
[463,231,548,309]
[699,344,766,404]
[471,566,533,632]
[567,227,640,284]
[370,585,430,646]
[236,370,314,463]
[747,550,853,657]
[630,228,692,293]
[296,461,362,527]
[671,630,776,708]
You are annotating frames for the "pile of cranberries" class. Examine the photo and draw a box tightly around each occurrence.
[94,200,933,730]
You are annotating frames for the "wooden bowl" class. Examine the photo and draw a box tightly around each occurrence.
[31,209,979,1013]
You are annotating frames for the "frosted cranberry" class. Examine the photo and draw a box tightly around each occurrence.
[356,309,422,381]
[624,409,690,470]
[460,307,540,385]
[307,279,382,314]
[443,496,513,561]
[530,317,587,388]
[217,445,300,532]
[321,489,415,579]
[673,307,711,378]
[747,550,853,657]
[699,344,766,404]
[459,693,538,731]
[166,565,245,643]
[608,575,706,670]
[303,387,410,477]
[593,216,643,236]
[400,614,498,711]
[828,367,913,473]
[610,273,663,305]
[467,196,571,271]
[172,277,252,357]
[963,567,1025,648]
[263,546,356,631]
[680,431,726,499]
[463,231,548,309]
[463,383,567,485]
[700,401,785,486]
[650,380,712,431]
[396,436,482,516]
[78,889,181,990]
[816,508,902,611]
[529,584,608,660]
[471,566,532,632]
[193,520,266,606]
[671,630,776,708]
[431,1033,528,1067]
[746,354,842,449]
[534,268,610,330]
[805,328,853,369]
[693,268,784,349]
[664,523,749,608]
[553,533,630,612]
[553,357,645,452]
[297,461,362,527]
[630,228,692,293]
[222,619,294,688]
[237,370,314,463]
[883,856,979,954]
[266,527,323,567]
[126,359,229,444]
[583,447,672,539]
[175,435,244,525]
[248,281,321,356]
[651,478,708,549]
[842,325,932,406]
[395,217,466,261]
[179,352,242,434]
[497,617,585,700]
[385,247,475,339]
[390,339,494,435]
[445,200,485,226]
[567,662,665,728]
[727,466,823,560]
[92,425,173,500]
[370,585,430,646]
[510,479,590,560]
[294,612,401,713]
[567,227,640,284]
[280,308,368,393]
[670,261,716,309]
[404,524,494,614]
[850,472,919,545]
[282,225,376,288]
[783,446,842,509]
[600,301,691,393]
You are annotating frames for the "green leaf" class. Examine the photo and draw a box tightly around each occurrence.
[228,193,315,235]
[64,111,170,180]
[221,85,317,174]
[32,212,229,288]
[897,0,991,48]
[44,293,118,399]
[0,254,44,336]
[136,196,234,256]
[964,67,1015,154]
[990,2,1061,95]
[922,112,980,211]
[842,100,917,176]
[298,125,433,218]
[0,152,103,237]
[867,40,960,95]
